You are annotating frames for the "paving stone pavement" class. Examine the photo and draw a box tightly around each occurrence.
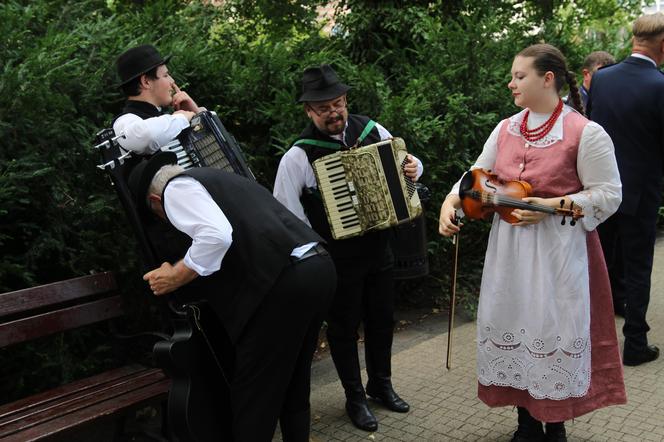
[276,233,664,442]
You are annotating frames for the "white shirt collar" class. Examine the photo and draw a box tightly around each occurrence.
[507,106,575,148]
[631,53,657,67]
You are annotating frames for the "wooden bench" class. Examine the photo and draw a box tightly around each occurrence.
[0,272,170,441]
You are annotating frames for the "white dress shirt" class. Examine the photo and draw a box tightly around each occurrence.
[113,112,190,155]
[163,176,316,276]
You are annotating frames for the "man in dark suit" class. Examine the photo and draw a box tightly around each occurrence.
[588,12,664,366]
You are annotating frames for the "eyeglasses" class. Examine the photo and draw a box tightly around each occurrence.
[308,98,347,117]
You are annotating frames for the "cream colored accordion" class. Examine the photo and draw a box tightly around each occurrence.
[312,138,422,240]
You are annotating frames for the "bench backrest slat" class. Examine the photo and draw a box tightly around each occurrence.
[0,273,117,319]
[0,296,124,347]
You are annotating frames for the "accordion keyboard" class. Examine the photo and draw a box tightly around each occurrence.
[315,154,362,238]
[161,140,194,169]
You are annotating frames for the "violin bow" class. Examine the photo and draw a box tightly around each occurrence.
[446,215,460,370]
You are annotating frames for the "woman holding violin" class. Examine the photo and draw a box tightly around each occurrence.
[439,44,626,442]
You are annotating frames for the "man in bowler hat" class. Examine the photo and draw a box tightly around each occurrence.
[129,151,336,441]
[273,64,423,431]
[113,44,202,155]
[588,13,664,366]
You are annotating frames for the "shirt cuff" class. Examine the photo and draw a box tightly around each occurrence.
[568,193,599,232]
[416,160,424,180]
[183,252,211,276]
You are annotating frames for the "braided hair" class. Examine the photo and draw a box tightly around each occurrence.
[517,44,585,116]
[565,70,585,116]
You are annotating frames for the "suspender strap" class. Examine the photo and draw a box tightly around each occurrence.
[293,120,377,150]
[293,138,342,150]
[357,119,377,144]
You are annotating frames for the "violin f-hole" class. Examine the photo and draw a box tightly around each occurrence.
[484,179,498,192]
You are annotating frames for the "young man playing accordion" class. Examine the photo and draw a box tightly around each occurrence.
[113,44,202,159]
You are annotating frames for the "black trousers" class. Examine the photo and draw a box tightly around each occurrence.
[598,201,659,351]
[326,251,396,390]
[230,254,336,441]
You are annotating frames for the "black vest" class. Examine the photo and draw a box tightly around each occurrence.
[163,168,323,342]
[113,100,163,123]
[295,114,391,260]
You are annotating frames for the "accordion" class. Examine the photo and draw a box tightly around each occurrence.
[312,137,422,240]
[168,111,254,179]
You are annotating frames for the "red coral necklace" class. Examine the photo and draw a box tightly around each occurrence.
[520,98,563,142]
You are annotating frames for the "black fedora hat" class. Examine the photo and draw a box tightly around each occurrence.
[128,151,178,217]
[297,64,351,102]
[116,44,172,86]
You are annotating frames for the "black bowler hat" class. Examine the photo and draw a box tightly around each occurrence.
[128,151,178,217]
[116,44,172,86]
[297,64,351,102]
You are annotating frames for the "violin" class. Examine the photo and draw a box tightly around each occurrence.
[458,168,583,225]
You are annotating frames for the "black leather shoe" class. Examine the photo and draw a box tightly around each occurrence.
[624,344,660,366]
[345,398,378,432]
[545,422,567,442]
[366,383,410,413]
[511,407,545,442]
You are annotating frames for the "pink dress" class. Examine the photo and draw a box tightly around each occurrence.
[461,107,626,422]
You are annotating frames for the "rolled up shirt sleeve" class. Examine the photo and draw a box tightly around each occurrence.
[163,177,233,276]
[113,113,190,155]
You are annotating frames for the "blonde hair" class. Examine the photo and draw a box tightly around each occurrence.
[633,13,664,42]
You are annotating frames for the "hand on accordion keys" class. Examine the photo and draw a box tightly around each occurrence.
[402,154,419,181]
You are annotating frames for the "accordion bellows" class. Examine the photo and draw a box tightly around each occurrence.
[312,138,422,240]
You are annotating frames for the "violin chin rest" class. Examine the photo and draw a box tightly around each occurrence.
[458,170,474,198]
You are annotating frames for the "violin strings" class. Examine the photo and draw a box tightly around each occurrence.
[472,190,555,214]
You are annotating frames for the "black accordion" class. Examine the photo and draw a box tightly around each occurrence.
[174,111,254,179]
